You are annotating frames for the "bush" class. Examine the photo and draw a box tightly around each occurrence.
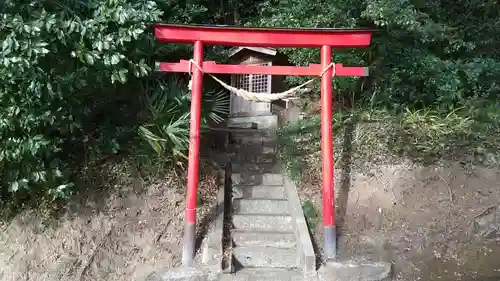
[0,1,161,201]
[302,200,320,233]
[277,107,500,183]
[137,78,229,168]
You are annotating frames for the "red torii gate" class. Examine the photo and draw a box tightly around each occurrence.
[154,24,373,266]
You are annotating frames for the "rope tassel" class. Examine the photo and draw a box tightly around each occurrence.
[187,59,336,102]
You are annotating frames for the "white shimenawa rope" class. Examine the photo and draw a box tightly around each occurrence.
[187,59,336,102]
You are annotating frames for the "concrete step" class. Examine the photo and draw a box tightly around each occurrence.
[232,173,283,186]
[233,198,289,214]
[233,246,299,269]
[232,134,276,141]
[230,137,277,145]
[317,258,392,281]
[231,163,281,174]
[229,133,277,143]
[233,213,293,231]
[217,268,304,281]
[231,135,277,146]
[232,185,286,199]
[230,143,277,155]
[229,128,275,137]
[228,115,278,130]
[231,152,277,164]
[229,128,276,145]
[232,230,297,248]
[227,122,258,129]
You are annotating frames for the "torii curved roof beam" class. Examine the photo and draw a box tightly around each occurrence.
[154,24,373,48]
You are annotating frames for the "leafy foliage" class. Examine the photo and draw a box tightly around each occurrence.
[0,0,161,200]
[1,0,499,210]
[254,0,500,110]
[138,78,229,166]
[264,0,500,181]
[302,200,320,233]
[278,107,500,183]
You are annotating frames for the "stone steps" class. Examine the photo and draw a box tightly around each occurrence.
[229,128,278,165]
[233,213,293,231]
[232,230,296,248]
[228,128,304,276]
[232,185,286,199]
[233,198,289,213]
[232,173,284,186]
[230,137,277,146]
[230,144,277,155]
[233,246,299,269]
[231,163,281,174]
[230,153,278,164]
[227,115,278,130]
[229,127,277,147]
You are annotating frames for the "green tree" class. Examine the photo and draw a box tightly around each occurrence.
[254,0,500,110]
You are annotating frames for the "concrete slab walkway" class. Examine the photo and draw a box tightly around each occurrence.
[147,261,391,281]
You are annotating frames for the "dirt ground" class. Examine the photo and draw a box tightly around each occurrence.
[300,161,500,281]
[2,140,500,281]
[0,161,219,281]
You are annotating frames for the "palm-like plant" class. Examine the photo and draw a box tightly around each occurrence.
[138,78,230,164]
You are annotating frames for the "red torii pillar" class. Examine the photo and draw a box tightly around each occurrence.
[154,24,373,266]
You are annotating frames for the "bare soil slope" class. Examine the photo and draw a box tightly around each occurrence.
[301,161,500,281]
[0,161,218,281]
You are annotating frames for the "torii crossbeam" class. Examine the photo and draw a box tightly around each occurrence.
[154,24,373,267]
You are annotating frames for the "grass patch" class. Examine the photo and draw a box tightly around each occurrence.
[302,200,321,233]
[277,106,500,183]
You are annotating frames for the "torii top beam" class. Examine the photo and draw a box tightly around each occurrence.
[154,23,374,266]
[154,24,373,48]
